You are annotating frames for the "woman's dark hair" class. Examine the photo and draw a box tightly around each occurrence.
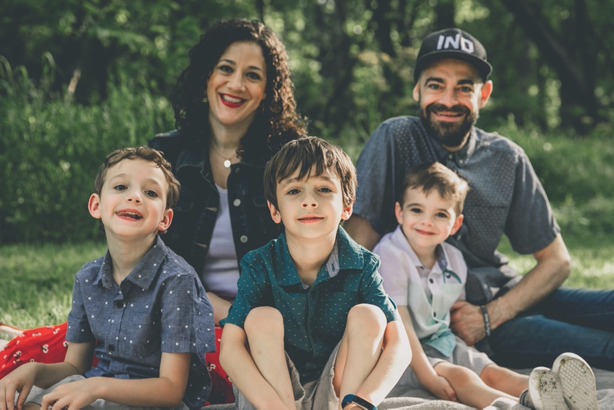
[173,18,306,160]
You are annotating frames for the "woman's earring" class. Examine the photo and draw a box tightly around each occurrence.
[202,96,208,103]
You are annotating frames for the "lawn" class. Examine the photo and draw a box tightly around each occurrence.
[1,232,613,333]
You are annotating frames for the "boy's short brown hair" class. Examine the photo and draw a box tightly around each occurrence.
[400,162,469,215]
[264,137,356,209]
[94,146,181,210]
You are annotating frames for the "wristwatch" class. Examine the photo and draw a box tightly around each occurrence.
[341,394,377,410]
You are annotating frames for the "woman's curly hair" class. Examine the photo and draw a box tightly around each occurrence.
[172,19,306,160]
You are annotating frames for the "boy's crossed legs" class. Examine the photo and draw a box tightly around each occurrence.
[238,304,388,410]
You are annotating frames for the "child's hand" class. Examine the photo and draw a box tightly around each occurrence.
[0,363,38,410]
[41,378,98,410]
[424,375,457,402]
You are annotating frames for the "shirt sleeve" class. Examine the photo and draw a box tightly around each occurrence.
[505,151,560,255]
[353,121,399,236]
[66,273,95,343]
[359,253,399,322]
[222,253,271,329]
[445,244,468,302]
[160,274,216,354]
[373,236,409,306]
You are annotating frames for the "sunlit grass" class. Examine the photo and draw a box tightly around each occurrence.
[0,241,106,331]
[498,234,614,289]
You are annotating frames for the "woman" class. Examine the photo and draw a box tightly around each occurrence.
[149,18,305,325]
[0,19,305,404]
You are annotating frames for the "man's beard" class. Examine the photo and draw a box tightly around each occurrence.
[418,102,479,149]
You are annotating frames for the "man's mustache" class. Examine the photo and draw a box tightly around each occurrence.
[426,103,470,115]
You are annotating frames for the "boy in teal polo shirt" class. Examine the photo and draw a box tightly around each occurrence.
[220,137,411,410]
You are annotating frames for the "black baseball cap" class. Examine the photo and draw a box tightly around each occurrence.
[413,28,492,82]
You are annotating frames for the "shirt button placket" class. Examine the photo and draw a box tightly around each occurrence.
[113,295,125,355]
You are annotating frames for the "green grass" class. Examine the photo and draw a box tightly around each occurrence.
[0,240,106,331]
[498,233,614,289]
[2,232,613,333]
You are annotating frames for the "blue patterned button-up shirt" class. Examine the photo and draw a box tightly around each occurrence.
[66,236,215,409]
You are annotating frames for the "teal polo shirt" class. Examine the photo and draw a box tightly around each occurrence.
[222,226,399,383]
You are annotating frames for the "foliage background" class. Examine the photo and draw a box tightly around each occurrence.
[1,0,614,245]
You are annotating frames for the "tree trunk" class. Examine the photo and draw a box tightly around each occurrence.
[500,0,600,131]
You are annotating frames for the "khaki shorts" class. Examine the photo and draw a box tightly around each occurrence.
[396,336,494,389]
[24,375,189,410]
[234,343,340,410]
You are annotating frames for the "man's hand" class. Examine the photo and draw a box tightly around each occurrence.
[450,301,486,346]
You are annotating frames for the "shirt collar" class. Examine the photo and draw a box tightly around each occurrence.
[275,226,365,288]
[426,125,478,166]
[391,225,451,275]
[93,236,169,290]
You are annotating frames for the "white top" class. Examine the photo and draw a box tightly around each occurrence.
[201,185,240,299]
[374,225,467,356]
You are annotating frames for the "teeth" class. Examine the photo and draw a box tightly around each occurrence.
[222,94,242,103]
[119,212,142,220]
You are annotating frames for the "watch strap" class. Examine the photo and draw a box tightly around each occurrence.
[341,394,377,410]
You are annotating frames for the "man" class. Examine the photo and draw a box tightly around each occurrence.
[344,28,614,370]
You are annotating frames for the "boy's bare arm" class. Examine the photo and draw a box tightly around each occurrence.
[41,351,191,410]
[353,319,411,405]
[0,342,93,410]
[220,324,291,410]
[397,306,456,401]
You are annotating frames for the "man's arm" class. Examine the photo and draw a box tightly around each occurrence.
[451,234,570,345]
[344,215,382,251]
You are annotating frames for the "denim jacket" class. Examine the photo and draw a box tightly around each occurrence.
[149,131,280,289]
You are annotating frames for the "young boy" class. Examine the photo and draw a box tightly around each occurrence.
[219,137,411,410]
[374,162,598,409]
[0,147,215,410]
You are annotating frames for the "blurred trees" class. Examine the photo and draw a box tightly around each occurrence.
[2,0,612,137]
[1,0,614,244]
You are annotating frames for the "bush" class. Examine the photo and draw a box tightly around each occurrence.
[2,55,613,245]
[0,56,174,244]
[501,122,614,205]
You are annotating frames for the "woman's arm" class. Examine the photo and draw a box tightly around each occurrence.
[41,352,191,410]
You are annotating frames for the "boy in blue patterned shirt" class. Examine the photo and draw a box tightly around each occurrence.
[0,147,215,410]
[220,137,411,410]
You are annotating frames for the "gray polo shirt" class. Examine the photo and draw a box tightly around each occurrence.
[354,116,559,304]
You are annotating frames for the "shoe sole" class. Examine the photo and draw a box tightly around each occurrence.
[553,353,599,410]
[528,367,569,410]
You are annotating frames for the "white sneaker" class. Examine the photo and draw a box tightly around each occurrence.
[552,353,599,410]
[521,366,569,409]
